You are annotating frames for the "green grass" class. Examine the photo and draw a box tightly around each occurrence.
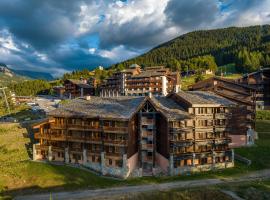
[220,179,270,200]
[217,63,237,74]
[181,74,214,90]
[1,104,46,121]
[235,120,270,170]
[216,63,242,80]
[97,187,234,200]
[256,110,270,120]
[1,121,270,198]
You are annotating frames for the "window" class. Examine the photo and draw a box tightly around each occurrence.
[109,159,113,165]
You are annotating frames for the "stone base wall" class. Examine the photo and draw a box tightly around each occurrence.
[171,161,234,176]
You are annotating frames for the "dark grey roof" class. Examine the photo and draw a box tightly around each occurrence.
[151,96,191,120]
[49,96,145,120]
[176,91,236,106]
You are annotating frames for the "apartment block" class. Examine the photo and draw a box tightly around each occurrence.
[100,64,180,97]
[33,91,235,178]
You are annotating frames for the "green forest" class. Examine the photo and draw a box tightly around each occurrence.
[5,25,270,97]
[112,25,270,73]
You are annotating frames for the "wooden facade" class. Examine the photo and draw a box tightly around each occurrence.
[100,65,181,97]
[64,79,96,98]
[33,92,234,178]
[236,68,270,110]
[189,77,257,147]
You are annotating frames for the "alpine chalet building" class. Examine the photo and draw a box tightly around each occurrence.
[100,64,181,97]
[33,91,235,178]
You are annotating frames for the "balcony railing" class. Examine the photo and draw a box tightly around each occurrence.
[68,124,101,131]
[105,152,122,158]
[214,113,230,119]
[141,144,153,149]
[104,139,128,146]
[35,144,49,151]
[103,126,128,133]
[51,124,66,129]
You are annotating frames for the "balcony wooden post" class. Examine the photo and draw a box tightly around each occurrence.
[48,146,52,161]
[32,144,37,161]
[83,149,87,165]
[65,147,69,163]
[169,154,174,176]
[192,153,195,167]
[101,152,105,175]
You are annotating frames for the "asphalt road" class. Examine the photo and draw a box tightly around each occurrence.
[15,169,270,200]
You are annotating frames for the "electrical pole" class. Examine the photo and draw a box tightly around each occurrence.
[0,87,11,114]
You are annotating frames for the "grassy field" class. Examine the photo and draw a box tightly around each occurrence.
[0,120,270,198]
[181,74,214,90]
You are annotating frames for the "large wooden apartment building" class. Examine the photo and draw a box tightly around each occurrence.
[236,68,270,110]
[189,77,258,147]
[33,91,234,178]
[64,78,97,98]
[100,64,181,97]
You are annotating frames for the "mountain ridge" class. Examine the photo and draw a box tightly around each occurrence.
[111,25,270,70]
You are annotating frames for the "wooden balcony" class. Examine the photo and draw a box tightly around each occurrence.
[50,124,66,129]
[52,146,65,152]
[69,148,83,154]
[195,114,214,119]
[141,118,154,125]
[104,139,128,146]
[68,124,101,131]
[141,144,153,150]
[141,131,153,138]
[35,144,49,151]
[105,152,122,158]
[214,113,230,119]
[50,134,66,141]
[103,126,128,133]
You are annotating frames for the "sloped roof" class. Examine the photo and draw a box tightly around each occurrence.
[175,91,236,107]
[150,96,191,120]
[49,96,146,120]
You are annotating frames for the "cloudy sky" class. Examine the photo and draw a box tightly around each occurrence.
[0,0,270,77]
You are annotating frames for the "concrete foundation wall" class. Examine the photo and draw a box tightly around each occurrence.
[127,152,138,176]
[229,134,247,147]
[171,162,234,176]
[155,152,169,173]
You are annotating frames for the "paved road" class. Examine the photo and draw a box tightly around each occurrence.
[15,169,270,200]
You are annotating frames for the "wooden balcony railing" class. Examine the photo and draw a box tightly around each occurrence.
[104,140,128,146]
[141,144,154,149]
[68,124,101,131]
[35,144,49,151]
[214,113,230,119]
[50,124,66,129]
[105,152,122,158]
[141,118,154,125]
[103,126,128,133]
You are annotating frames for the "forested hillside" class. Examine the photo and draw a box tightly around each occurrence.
[112,25,270,73]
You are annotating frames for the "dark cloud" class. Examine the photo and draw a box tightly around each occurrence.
[0,0,269,77]
[165,0,219,29]
[0,0,92,50]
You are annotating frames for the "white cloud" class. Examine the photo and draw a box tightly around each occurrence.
[0,29,20,52]
[98,45,142,62]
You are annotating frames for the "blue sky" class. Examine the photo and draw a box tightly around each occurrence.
[0,0,269,77]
